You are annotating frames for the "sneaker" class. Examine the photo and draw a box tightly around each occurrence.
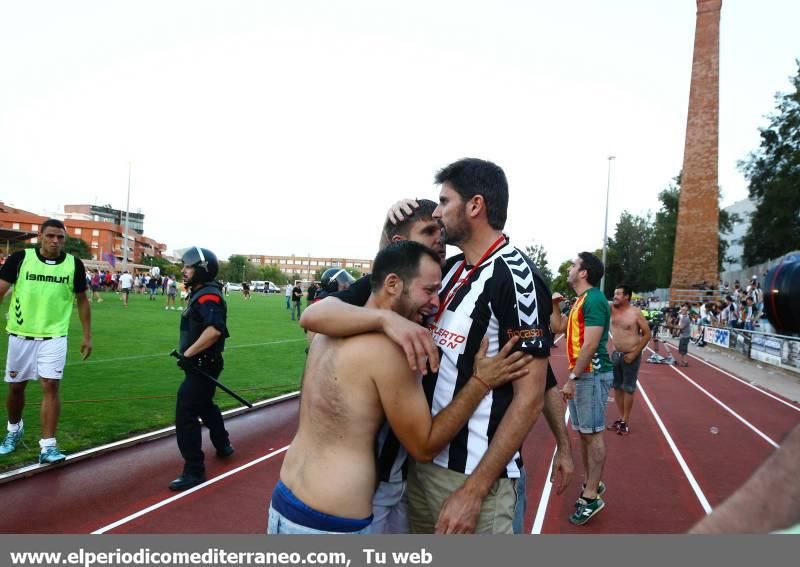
[168,473,206,491]
[607,419,623,432]
[39,446,66,464]
[618,422,630,435]
[581,480,606,497]
[0,427,24,455]
[569,496,605,526]
[216,444,235,458]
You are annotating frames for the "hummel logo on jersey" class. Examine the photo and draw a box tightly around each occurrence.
[25,273,70,284]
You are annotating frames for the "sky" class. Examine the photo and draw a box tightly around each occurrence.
[1,0,798,269]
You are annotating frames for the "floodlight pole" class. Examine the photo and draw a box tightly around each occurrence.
[123,162,132,271]
[600,155,615,296]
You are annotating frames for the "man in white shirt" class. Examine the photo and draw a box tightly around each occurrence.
[119,270,134,306]
[285,283,293,310]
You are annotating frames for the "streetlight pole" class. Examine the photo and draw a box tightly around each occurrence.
[123,162,132,272]
[600,155,615,296]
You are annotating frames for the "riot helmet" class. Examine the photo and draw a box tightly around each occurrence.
[181,247,219,285]
[320,268,355,293]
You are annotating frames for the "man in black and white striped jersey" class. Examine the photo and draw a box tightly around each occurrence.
[404,158,554,534]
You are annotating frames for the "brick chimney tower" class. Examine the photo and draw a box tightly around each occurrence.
[670,0,721,299]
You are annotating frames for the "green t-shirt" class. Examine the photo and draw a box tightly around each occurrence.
[566,286,612,373]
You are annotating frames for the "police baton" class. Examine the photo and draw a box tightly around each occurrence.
[170,350,253,408]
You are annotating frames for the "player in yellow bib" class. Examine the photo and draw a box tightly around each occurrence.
[0,219,92,464]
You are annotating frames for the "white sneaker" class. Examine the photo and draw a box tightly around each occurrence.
[165,306,169,310]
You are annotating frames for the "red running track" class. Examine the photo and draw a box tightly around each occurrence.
[0,344,797,534]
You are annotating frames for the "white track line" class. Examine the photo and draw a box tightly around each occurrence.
[651,345,780,448]
[637,382,712,513]
[531,406,570,534]
[67,339,305,367]
[529,334,565,534]
[92,445,290,534]
[0,391,300,484]
[687,351,800,413]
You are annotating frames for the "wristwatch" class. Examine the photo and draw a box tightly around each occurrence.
[569,372,578,381]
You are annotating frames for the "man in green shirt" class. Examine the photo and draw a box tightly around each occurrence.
[0,219,92,464]
[551,251,612,526]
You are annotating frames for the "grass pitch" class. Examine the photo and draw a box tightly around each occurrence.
[0,290,307,470]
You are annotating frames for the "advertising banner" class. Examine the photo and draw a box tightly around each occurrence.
[704,327,730,348]
[750,334,782,366]
[781,339,800,371]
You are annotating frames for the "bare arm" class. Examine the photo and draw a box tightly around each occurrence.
[435,356,547,533]
[542,386,574,495]
[377,338,530,463]
[75,291,92,360]
[0,279,10,304]
[561,326,603,402]
[183,326,222,358]
[550,293,567,334]
[690,424,800,533]
[301,296,439,373]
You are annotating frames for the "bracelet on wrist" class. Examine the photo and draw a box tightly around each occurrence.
[471,374,491,393]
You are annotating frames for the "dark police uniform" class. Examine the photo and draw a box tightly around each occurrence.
[176,281,231,479]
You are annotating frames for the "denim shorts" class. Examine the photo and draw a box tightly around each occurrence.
[568,370,614,434]
[611,351,641,393]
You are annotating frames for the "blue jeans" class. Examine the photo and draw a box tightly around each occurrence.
[568,370,613,434]
[368,481,408,534]
[291,301,301,320]
[512,466,527,534]
[286,296,291,309]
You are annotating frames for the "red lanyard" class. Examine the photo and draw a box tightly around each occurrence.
[434,235,507,323]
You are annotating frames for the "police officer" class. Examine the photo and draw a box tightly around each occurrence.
[303,268,356,352]
[169,247,233,491]
[314,268,356,302]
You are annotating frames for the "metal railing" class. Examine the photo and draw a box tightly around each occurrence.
[688,323,800,375]
[669,288,723,305]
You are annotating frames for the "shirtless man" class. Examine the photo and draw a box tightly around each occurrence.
[608,284,651,435]
[268,241,532,534]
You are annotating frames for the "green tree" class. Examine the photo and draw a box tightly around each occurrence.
[64,236,91,259]
[345,267,361,280]
[220,255,258,283]
[550,259,572,297]
[650,180,680,288]
[648,174,737,288]
[605,211,656,294]
[260,264,288,284]
[739,60,800,265]
[523,242,554,288]
[141,254,180,277]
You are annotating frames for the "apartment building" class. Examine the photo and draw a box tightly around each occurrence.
[242,254,373,278]
[0,201,166,264]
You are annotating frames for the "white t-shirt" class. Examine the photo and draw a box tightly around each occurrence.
[285,284,292,297]
[119,273,134,289]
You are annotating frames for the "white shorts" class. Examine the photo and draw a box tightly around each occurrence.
[5,335,68,382]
